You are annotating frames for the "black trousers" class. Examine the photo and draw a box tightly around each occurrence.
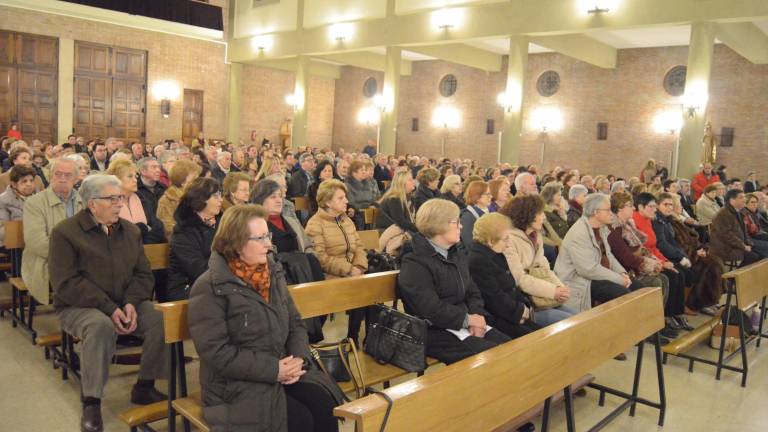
[740,250,763,267]
[590,279,630,304]
[492,317,542,340]
[426,327,511,365]
[285,381,339,432]
[662,269,686,317]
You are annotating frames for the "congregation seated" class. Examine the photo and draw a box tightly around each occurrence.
[540,181,567,248]
[375,170,418,234]
[695,183,721,225]
[166,177,222,301]
[710,189,767,267]
[49,175,168,432]
[264,172,300,221]
[412,167,440,212]
[0,146,45,192]
[107,159,165,244]
[222,171,251,210]
[398,199,511,365]
[487,177,511,213]
[554,194,631,313]
[187,205,342,432]
[0,165,36,247]
[500,194,576,326]
[344,160,380,225]
[513,172,538,197]
[210,151,238,183]
[439,174,465,209]
[135,157,167,221]
[459,180,491,245]
[156,159,201,239]
[567,184,588,227]
[306,160,339,218]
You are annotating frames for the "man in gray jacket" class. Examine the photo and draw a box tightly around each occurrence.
[555,193,631,312]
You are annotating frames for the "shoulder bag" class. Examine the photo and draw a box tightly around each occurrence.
[364,303,427,373]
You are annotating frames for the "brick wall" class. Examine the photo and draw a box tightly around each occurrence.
[332,66,384,153]
[333,45,768,180]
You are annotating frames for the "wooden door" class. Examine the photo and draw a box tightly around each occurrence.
[182,89,203,145]
[112,79,145,141]
[18,69,57,142]
[0,67,16,133]
[73,75,110,139]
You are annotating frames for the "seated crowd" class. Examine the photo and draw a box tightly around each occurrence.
[2,131,767,432]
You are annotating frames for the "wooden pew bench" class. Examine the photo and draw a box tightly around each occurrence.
[334,288,667,432]
[357,229,380,251]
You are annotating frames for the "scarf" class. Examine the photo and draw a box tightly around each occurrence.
[569,200,583,215]
[228,258,271,302]
[613,216,660,275]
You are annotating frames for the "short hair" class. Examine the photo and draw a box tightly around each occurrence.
[703,183,719,194]
[223,172,251,199]
[9,146,30,163]
[746,193,759,204]
[725,188,744,204]
[416,167,440,186]
[488,178,507,201]
[568,184,589,201]
[349,160,370,175]
[176,178,222,220]
[250,179,281,205]
[473,212,512,245]
[464,180,488,206]
[9,165,36,183]
[158,150,177,165]
[539,181,562,205]
[212,204,268,261]
[514,172,535,192]
[169,160,201,188]
[49,156,78,174]
[610,180,626,193]
[635,192,657,209]
[415,199,460,238]
[662,179,677,191]
[106,159,136,179]
[610,192,634,213]
[583,193,610,217]
[79,174,122,203]
[316,179,347,209]
[136,157,158,172]
[656,192,676,204]
[500,195,544,230]
[299,152,314,164]
[440,174,462,194]
[216,151,231,162]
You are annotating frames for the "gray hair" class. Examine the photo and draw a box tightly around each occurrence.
[265,173,286,185]
[216,151,231,161]
[137,157,158,171]
[79,174,122,203]
[158,150,177,165]
[610,180,626,193]
[568,184,589,201]
[678,178,690,186]
[299,152,314,164]
[49,156,79,174]
[583,193,610,217]
[540,181,562,205]
[514,172,535,192]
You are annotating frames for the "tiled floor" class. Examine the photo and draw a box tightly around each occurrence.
[1,286,767,432]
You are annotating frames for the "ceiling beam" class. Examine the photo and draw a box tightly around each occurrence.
[316,51,412,75]
[406,44,502,72]
[716,22,768,64]
[228,0,768,62]
[531,34,617,69]
[246,58,341,80]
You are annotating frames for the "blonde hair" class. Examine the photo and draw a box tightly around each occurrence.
[317,179,347,208]
[223,172,251,200]
[440,174,462,194]
[473,212,512,245]
[415,199,460,238]
[379,170,412,208]
[106,159,136,179]
[169,160,201,188]
[255,157,281,182]
[212,204,268,261]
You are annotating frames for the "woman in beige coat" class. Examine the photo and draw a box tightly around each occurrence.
[156,160,201,239]
[501,194,576,327]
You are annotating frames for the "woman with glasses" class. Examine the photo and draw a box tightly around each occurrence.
[188,205,342,432]
[166,178,223,301]
[459,180,492,245]
[106,159,165,244]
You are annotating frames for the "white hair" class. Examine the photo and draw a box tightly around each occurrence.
[79,174,121,203]
[583,193,611,217]
[514,172,535,192]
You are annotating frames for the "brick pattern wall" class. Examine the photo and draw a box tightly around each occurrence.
[332,66,384,153]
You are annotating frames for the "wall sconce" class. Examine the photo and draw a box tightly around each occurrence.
[583,0,619,15]
[285,91,305,112]
[681,81,709,118]
[251,34,273,52]
[151,79,180,118]
[432,8,463,31]
[531,106,563,132]
[497,90,522,113]
[357,106,381,125]
[160,99,171,118]
[329,22,354,43]
[432,105,461,129]
[653,110,683,134]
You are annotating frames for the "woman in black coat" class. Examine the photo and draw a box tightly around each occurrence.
[166,178,223,301]
[411,167,440,211]
[468,213,540,339]
[398,199,510,365]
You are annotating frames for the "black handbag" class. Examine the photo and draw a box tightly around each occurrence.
[310,338,366,398]
[364,303,427,373]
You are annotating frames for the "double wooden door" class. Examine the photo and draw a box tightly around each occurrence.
[0,31,58,143]
[74,41,146,141]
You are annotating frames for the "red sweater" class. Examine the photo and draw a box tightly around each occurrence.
[632,212,668,262]
[691,172,720,200]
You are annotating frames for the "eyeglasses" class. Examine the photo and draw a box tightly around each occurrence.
[249,232,273,244]
[93,195,125,204]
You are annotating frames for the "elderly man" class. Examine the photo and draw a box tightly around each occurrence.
[555,193,631,313]
[691,163,720,200]
[514,172,538,196]
[336,158,350,182]
[710,189,765,267]
[130,142,145,162]
[136,157,166,218]
[22,157,85,306]
[287,152,316,198]
[50,174,167,432]
[211,151,237,183]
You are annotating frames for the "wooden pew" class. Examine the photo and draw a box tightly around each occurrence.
[363,207,379,229]
[334,288,667,432]
[358,229,380,251]
[292,196,309,212]
[2,220,38,343]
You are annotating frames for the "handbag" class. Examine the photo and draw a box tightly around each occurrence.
[378,223,411,255]
[310,338,366,398]
[525,263,564,310]
[364,303,427,373]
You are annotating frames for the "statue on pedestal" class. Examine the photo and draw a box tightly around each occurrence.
[280,119,292,149]
[702,121,717,165]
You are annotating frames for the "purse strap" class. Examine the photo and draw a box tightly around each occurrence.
[337,338,366,399]
[365,388,394,432]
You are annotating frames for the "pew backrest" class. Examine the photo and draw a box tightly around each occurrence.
[144,243,170,270]
[722,259,768,310]
[5,220,24,249]
[293,196,309,211]
[333,287,665,432]
[155,300,190,344]
[358,229,380,251]
[288,271,398,318]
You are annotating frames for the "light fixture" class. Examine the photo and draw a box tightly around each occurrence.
[285,92,304,112]
[329,22,354,43]
[497,89,522,113]
[653,110,683,134]
[251,34,273,52]
[372,94,386,111]
[531,106,563,132]
[432,8,463,31]
[151,80,180,119]
[357,106,381,125]
[681,82,709,118]
[160,99,171,118]
[583,0,619,15]
[432,105,461,129]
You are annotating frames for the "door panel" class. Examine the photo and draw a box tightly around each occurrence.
[17,34,57,70]
[182,89,203,145]
[74,75,110,139]
[0,66,16,132]
[0,32,15,66]
[18,69,57,142]
[113,48,146,81]
[111,79,145,141]
[75,41,110,76]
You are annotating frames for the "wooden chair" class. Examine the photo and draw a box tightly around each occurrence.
[334,288,667,432]
[3,220,37,343]
[358,229,380,251]
[363,207,379,229]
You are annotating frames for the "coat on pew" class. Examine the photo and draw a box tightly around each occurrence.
[187,253,344,432]
[166,209,220,301]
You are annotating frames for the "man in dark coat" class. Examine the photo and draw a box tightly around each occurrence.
[135,157,167,221]
[373,154,391,192]
[710,189,764,267]
[49,174,168,432]
[287,152,316,198]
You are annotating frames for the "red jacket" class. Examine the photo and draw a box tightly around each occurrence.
[691,172,720,200]
[632,212,668,262]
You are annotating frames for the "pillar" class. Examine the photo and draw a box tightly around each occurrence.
[227,62,242,143]
[379,46,401,155]
[677,22,716,179]
[291,55,310,149]
[500,35,529,165]
[57,38,74,145]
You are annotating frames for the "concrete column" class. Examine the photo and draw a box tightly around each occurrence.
[291,55,310,149]
[677,22,716,179]
[500,35,529,165]
[57,38,74,145]
[379,46,401,155]
[227,62,242,143]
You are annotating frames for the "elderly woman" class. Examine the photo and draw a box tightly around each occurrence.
[187,205,342,432]
[345,160,380,227]
[459,181,492,246]
[501,195,576,326]
[554,194,631,313]
[541,181,569,240]
[157,159,201,239]
[399,199,510,364]
[222,172,251,211]
[307,160,339,218]
[106,159,165,244]
[695,183,721,226]
[439,174,465,209]
[567,184,589,227]
[166,178,223,301]
[0,165,36,248]
[375,170,417,233]
[412,167,440,211]
[469,213,541,338]
[487,178,511,213]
